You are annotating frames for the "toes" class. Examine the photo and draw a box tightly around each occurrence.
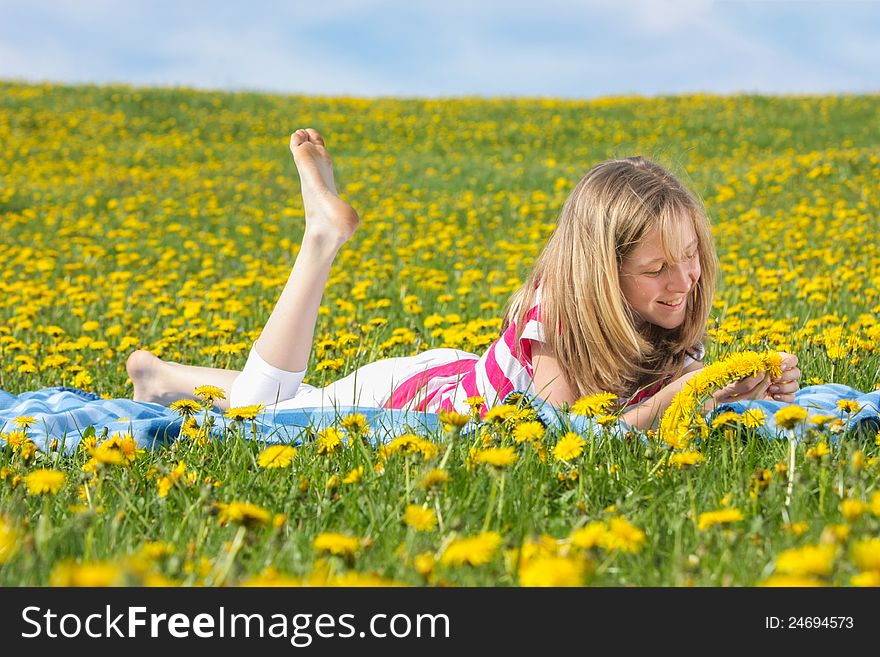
[304,128,325,146]
[290,130,308,148]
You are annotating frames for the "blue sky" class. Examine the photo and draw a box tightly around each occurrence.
[1,0,877,98]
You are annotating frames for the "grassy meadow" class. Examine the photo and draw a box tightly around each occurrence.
[0,82,879,586]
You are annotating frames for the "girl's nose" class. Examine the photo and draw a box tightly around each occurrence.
[667,262,693,292]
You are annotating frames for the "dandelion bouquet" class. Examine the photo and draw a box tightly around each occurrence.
[659,351,782,449]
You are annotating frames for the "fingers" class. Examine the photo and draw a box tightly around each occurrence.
[768,380,798,401]
[731,373,767,396]
[753,373,772,399]
[778,352,799,371]
[720,373,770,402]
[771,366,801,386]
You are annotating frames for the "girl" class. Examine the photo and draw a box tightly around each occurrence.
[127,129,802,429]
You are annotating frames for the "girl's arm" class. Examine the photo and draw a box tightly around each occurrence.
[533,342,801,432]
[532,342,695,430]
[530,342,578,408]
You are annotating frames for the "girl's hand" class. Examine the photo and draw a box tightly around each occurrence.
[712,372,772,405]
[711,352,801,406]
[765,351,801,403]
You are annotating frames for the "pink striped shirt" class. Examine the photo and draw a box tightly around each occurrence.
[385,291,546,416]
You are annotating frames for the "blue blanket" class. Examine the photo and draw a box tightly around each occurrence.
[0,384,877,454]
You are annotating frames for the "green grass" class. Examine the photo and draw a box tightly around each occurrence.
[0,82,878,586]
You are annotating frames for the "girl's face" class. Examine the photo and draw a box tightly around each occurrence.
[618,219,701,330]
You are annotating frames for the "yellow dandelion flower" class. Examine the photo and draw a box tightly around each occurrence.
[483,404,517,424]
[156,476,174,498]
[806,442,831,460]
[466,396,486,416]
[570,392,616,418]
[570,522,608,550]
[820,524,850,545]
[342,466,364,485]
[316,427,344,456]
[851,571,880,587]
[313,532,360,558]
[837,399,861,414]
[13,416,37,429]
[775,544,835,577]
[225,404,264,421]
[169,399,202,418]
[384,434,439,461]
[194,385,226,405]
[774,405,808,430]
[600,517,646,553]
[841,499,866,521]
[421,468,450,491]
[3,430,27,450]
[438,410,470,430]
[414,552,435,578]
[0,518,19,564]
[809,414,836,427]
[49,560,126,586]
[404,505,438,532]
[783,521,809,536]
[18,440,37,461]
[553,432,586,462]
[25,469,66,495]
[851,538,880,573]
[473,446,518,469]
[519,556,586,587]
[440,532,502,567]
[759,574,825,587]
[698,508,744,531]
[741,408,767,429]
[216,501,271,528]
[257,444,297,469]
[513,420,545,444]
[711,411,741,429]
[669,451,706,468]
[340,413,369,435]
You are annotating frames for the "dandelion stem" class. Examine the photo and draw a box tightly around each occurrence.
[497,471,506,524]
[438,428,458,470]
[686,476,698,533]
[784,432,796,509]
[434,496,444,533]
[482,474,498,532]
[210,525,246,586]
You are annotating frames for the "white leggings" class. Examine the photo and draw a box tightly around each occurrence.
[229,344,306,408]
[228,343,476,411]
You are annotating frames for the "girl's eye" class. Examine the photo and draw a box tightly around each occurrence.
[644,266,664,277]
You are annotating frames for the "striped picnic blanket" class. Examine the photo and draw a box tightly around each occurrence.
[0,384,877,453]
[0,386,442,453]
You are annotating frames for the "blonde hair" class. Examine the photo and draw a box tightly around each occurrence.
[503,156,718,403]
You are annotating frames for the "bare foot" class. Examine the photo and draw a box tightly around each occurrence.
[127,349,172,405]
[289,128,359,249]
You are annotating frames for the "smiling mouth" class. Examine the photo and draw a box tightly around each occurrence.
[658,299,684,308]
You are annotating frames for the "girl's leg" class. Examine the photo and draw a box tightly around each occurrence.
[127,128,359,409]
[127,351,239,410]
